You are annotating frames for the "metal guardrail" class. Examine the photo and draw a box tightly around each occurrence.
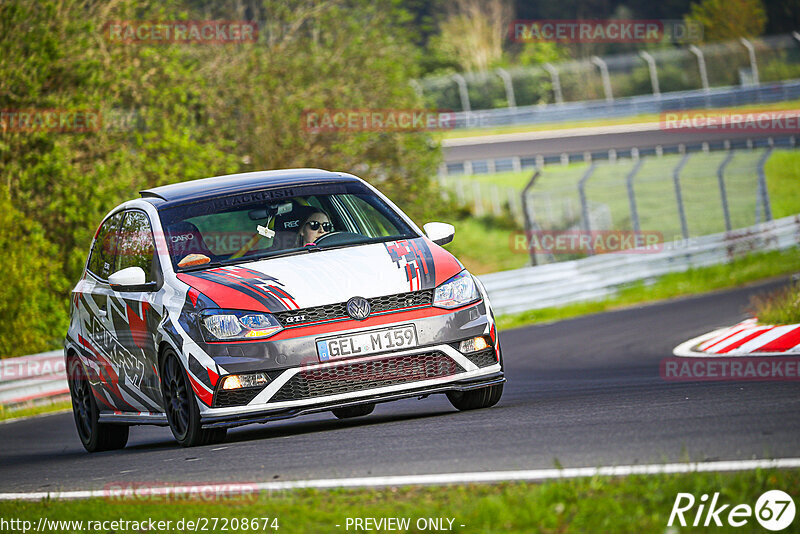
[478,215,800,315]
[0,350,67,407]
[449,80,800,129]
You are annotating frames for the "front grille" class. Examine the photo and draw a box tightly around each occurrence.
[464,348,498,368]
[273,290,433,327]
[214,387,264,408]
[270,351,463,403]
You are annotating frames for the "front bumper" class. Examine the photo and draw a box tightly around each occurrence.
[200,342,503,428]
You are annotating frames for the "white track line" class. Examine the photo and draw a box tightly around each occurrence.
[2,458,800,501]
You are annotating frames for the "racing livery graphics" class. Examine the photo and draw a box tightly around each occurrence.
[65,169,504,450]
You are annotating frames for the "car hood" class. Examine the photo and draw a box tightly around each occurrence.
[176,237,463,313]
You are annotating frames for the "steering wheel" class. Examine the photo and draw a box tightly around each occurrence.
[312,231,366,246]
[312,231,344,244]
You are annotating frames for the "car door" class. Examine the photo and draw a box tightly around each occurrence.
[84,210,161,413]
[107,209,164,412]
[83,210,130,411]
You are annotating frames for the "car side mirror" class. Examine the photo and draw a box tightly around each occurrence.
[108,267,155,292]
[423,222,455,246]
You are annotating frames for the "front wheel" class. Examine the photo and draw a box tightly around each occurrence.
[161,350,226,447]
[68,357,129,452]
[446,383,503,411]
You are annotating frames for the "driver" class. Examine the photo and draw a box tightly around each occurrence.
[299,209,333,245]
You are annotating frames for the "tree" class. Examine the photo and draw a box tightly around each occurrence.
[430,0,512,72]
[685,0,767,42]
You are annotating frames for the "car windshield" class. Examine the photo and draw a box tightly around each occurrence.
[158,181,417,270]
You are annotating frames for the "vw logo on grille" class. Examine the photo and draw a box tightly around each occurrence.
[346,296,371,320]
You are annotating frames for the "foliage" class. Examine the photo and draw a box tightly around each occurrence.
[0,185,69,355]
[750,281,800,325]
[0,0,445,357]
[429,0,512,73]
[685,0,768,42]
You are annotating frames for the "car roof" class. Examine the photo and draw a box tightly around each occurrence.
[140,168,360,207]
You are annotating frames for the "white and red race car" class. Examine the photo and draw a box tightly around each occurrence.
[65,169,504,450]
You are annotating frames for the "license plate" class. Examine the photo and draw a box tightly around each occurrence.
[316,325,418,361]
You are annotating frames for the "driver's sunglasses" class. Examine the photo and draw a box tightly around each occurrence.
[305,220,333,232]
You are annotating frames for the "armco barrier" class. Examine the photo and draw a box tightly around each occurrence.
[449,80,800,129]
[477,215,800,315]
[0,350,68,407]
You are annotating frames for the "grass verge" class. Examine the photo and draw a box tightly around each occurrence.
[749,281,800,325]
[0,469,797,532]
[0,400,72,423]
[496,248,800,331]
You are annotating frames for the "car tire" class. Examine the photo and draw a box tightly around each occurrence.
[331,403,375,419]
[161,349,220,447]
[446,383,504,411]
[68,357,129,452]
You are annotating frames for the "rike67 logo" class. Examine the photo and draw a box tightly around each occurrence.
[669,490,795,531]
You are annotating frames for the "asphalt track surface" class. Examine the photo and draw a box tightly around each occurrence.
[1,278,799,493]
[443,124,782,163]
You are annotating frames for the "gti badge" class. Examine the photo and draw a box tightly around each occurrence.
[346,296,371,320]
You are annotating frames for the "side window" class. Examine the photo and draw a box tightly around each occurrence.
[116,211,156,282]
[88,212,123,279]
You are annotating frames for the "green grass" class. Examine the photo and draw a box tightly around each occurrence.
[1,469,797,533]
[750,281,800,325]
[0,400,72,422]
[446,216,529,274]
[496,248,800,331]
[448,149,800,276]
[439,98,800,139]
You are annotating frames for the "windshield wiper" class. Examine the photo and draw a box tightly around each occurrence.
[178,260,225,272]
[233,247,315,263]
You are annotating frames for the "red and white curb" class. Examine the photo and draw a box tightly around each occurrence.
[674,318,800,358]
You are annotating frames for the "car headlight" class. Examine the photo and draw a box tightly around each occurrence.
[201,310,282,341]
[433,270,481,309]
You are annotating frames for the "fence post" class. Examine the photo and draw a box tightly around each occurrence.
[739,38,759,85]
[756,147,774,223]
[591,56,614,103]
[716,151,734,232]
[491,185,502,217]
[472,181,483,216]
[672,153,691,239]
[578,163,597,254]
[455,178,466,205]
[543,63,564,104]
[452,73,471,112]
[689,45,710,93]
[495,68,516,108]
[626,159,644,233]
[521,170,542,265]
[639,51,660,96]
